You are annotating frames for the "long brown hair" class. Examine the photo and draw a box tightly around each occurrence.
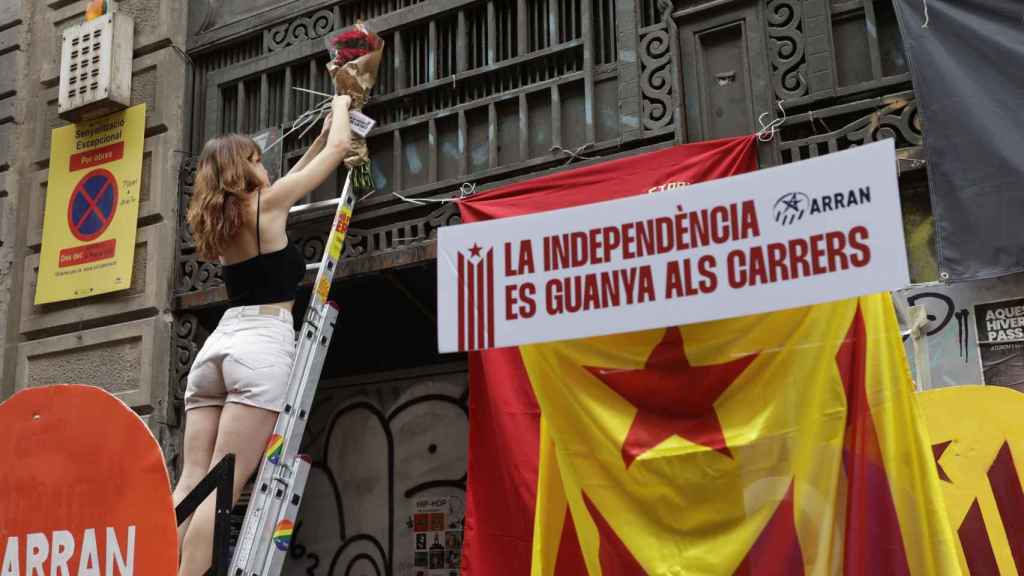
[186,134,265,260]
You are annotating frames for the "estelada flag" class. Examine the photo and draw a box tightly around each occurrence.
[457,136,960,575]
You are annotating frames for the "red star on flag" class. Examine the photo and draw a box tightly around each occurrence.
[469,243,483,258]
[586,328,758,468]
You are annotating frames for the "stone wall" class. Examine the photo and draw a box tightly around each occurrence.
[0,0,25,401]
[1,0,188,469]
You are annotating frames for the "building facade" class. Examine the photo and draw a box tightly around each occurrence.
[1,0,933,574]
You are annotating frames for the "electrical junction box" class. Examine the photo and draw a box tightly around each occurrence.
[58,11,134,122]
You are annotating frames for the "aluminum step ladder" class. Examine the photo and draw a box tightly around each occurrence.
[228,170,357,576]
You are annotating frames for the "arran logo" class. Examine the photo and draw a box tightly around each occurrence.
[773,192,810,226]
[775,187,873,226]
[0,526,136,575]
[457,244,495,351]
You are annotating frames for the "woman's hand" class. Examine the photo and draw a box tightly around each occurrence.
[264,95,352,210]
[332,95,352,113]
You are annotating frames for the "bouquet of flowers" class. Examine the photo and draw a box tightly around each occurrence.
[325,22,384,192]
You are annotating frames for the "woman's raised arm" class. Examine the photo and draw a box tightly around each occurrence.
[263,95,352,210]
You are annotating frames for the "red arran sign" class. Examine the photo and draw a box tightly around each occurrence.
[0,385,177,575]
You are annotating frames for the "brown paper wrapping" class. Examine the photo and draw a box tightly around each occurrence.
[327,40,384,169]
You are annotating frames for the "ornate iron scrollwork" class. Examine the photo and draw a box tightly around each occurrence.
[173,202,461,297]
[342,229,368,259]
[178,254,224,294]
[639,25,674,131]
[177,155,226,295]
[427,202,462,233]
[778,92,923,164]
[171,312,202,405]
[657,0,674,21]
[766,0,808,101]
[281,203,461,280]
[298,234,328,263]
[845,97,922,147]
[174,202,460,296]
[178,157,197,251]
[264,8,336,53]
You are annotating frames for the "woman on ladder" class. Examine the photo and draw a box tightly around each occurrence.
[175,94,352,575]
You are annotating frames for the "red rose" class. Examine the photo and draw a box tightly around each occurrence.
[333,30,366,46]
[330,27,382,65]
[338,47,370,63]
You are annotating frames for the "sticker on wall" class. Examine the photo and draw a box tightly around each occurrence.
[895,270,1024,389]
[410,496,464,576]
[973,296,1024,392]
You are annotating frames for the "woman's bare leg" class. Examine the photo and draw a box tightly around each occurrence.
[172,406,221,558]
[178,403,278,576]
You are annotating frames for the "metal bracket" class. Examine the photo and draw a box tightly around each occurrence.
[176,453,236,576]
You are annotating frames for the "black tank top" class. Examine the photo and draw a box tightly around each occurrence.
[221,189,306,306]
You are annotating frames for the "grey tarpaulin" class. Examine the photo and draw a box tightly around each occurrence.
[894,0,1024,281]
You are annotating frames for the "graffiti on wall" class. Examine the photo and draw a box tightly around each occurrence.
[282,369,468,576]
[895,271,1024,389]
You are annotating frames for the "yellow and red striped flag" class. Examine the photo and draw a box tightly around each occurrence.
[521,295,959,574]
[457,137,960,575]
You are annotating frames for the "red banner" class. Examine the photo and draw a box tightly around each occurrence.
[457,137,758,575]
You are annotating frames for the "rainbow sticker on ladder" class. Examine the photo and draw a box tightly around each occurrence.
[273,519,294,551]
[265,434,284,464]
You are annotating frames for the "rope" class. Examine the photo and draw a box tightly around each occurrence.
[551,143,597,165]
[756,99,787,142]
[390,183,476,206]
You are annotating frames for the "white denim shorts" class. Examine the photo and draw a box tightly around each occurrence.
[185,305,296,412]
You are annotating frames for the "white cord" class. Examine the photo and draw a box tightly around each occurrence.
[292,86,335,99]
[261,99,332,152]
[756,99,787,142]
[551,143,597,165]
[390,191,458,206]
[391,182,476,206]
[458,182,476,198]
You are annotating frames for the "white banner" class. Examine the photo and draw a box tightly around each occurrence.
[437,140,908,352]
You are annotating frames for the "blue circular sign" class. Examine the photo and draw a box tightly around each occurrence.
[67,168,118,242]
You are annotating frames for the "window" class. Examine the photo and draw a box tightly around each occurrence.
[831,0,909,92]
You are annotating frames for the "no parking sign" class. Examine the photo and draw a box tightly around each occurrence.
[35,104,145,304]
